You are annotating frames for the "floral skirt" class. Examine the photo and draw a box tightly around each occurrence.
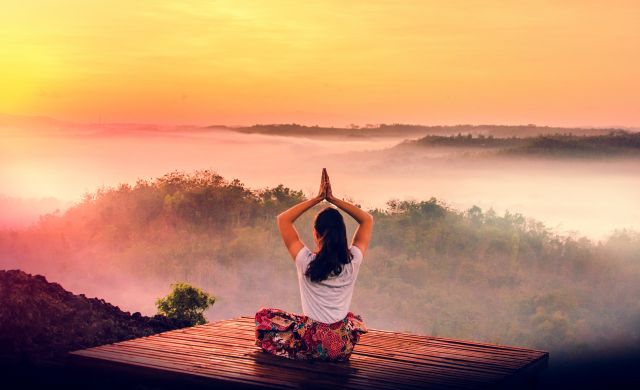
[254,307,367,361]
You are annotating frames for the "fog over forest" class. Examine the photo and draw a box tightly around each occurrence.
[2,122,639,239]
[1,121,640,368]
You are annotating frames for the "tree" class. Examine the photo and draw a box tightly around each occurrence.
[156,283,216,325]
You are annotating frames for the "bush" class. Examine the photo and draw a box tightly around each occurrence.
[156,283,216,325]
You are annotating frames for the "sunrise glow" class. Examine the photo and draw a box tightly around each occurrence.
[1,0,639,127]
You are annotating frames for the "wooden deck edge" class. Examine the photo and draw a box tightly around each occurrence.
[65,351,281,390]
[66,317,551,389]
[494,352,549,388]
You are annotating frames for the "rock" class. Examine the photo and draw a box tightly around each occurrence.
[0,269,191,365]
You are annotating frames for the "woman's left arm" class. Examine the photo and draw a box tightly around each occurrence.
[277,195,324,262]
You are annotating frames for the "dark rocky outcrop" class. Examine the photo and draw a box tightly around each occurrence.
[0,269,191,365]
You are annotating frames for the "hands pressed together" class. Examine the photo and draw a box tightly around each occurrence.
[316,168,335,202]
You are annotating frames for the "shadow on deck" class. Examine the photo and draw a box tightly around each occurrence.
[67,316,548,389]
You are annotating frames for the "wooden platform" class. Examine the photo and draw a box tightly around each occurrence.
[68,316,549,389]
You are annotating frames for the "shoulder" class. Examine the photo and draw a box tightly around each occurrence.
[295,246,313,269]
[350,245,364,264]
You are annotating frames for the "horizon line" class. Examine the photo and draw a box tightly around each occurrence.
[2,113,639,131]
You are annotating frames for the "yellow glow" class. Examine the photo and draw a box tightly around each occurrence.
[1,0,639,126]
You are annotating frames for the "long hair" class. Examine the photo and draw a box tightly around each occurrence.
[306,206,353,282]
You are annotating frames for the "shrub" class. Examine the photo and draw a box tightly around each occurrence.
[156,283,216,325]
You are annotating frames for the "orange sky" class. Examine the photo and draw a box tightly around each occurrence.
[1,1,639,127]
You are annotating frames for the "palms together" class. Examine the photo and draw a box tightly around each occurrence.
[317,168,334,201]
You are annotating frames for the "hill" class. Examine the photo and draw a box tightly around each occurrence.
[0,269,190,365]
[222,123,623,139]
[394,131,640,158]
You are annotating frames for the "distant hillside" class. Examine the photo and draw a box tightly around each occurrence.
[394,131,640,158]
[219,123,626,139]
[3,115,633,140]
[398,133,523,148]
[503,132,640,157]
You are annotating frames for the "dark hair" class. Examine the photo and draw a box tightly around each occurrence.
[306,206,353,282]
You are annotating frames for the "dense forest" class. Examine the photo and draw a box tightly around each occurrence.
[1,170,639,362]
[225,123,622,139]
[395,131,640,158]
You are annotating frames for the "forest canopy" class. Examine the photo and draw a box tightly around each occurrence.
[396,131,640,158]
[1,169,639,361]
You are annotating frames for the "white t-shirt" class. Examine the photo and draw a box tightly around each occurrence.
[295,244,364,324]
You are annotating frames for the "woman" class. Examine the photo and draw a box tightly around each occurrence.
[255,168,374,361]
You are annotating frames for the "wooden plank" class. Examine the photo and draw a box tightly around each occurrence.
[81,322,544,384]
[106,336,496,387]
[175,323,541,364]
[68,316,549,389]
[78,350,366,390]
[70,350,294,389]
[186,326,540,367]
[234,316,547,354]
[150,332,513,382]
[73,348,444,390]
[166,322,538,380]
[218,320,546,359]
[161,327,531,375]
[75,342,482,388]
[88,340,483,389]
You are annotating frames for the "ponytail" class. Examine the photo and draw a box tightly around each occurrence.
[306,207,353,282]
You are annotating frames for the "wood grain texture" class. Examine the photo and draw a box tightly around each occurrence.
[68,316,548,389]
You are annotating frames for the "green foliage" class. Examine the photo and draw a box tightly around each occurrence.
[3,169,640,359]
[156,283,216,326]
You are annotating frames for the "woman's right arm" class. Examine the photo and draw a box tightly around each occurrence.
[328,196,374,257]
[322,168,373,256]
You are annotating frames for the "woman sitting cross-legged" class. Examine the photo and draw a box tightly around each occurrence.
[255,168,374,361]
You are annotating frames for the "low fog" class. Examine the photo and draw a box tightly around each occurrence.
[2,124,639,240]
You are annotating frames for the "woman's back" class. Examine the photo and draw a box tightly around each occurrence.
[295,245,364,324]
[255,168,372,361]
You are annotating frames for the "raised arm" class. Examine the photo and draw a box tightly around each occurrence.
[276,171,326,262]
[324,169,374,257]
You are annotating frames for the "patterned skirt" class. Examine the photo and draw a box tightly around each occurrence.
[254,307,368,361]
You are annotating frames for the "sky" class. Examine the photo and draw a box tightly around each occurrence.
[1,0,639,127]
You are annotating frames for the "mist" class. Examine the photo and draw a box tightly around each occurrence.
[2,124,639,240]
[2,123,640,374]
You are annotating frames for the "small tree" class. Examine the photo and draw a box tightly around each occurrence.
[156,283,216,326]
